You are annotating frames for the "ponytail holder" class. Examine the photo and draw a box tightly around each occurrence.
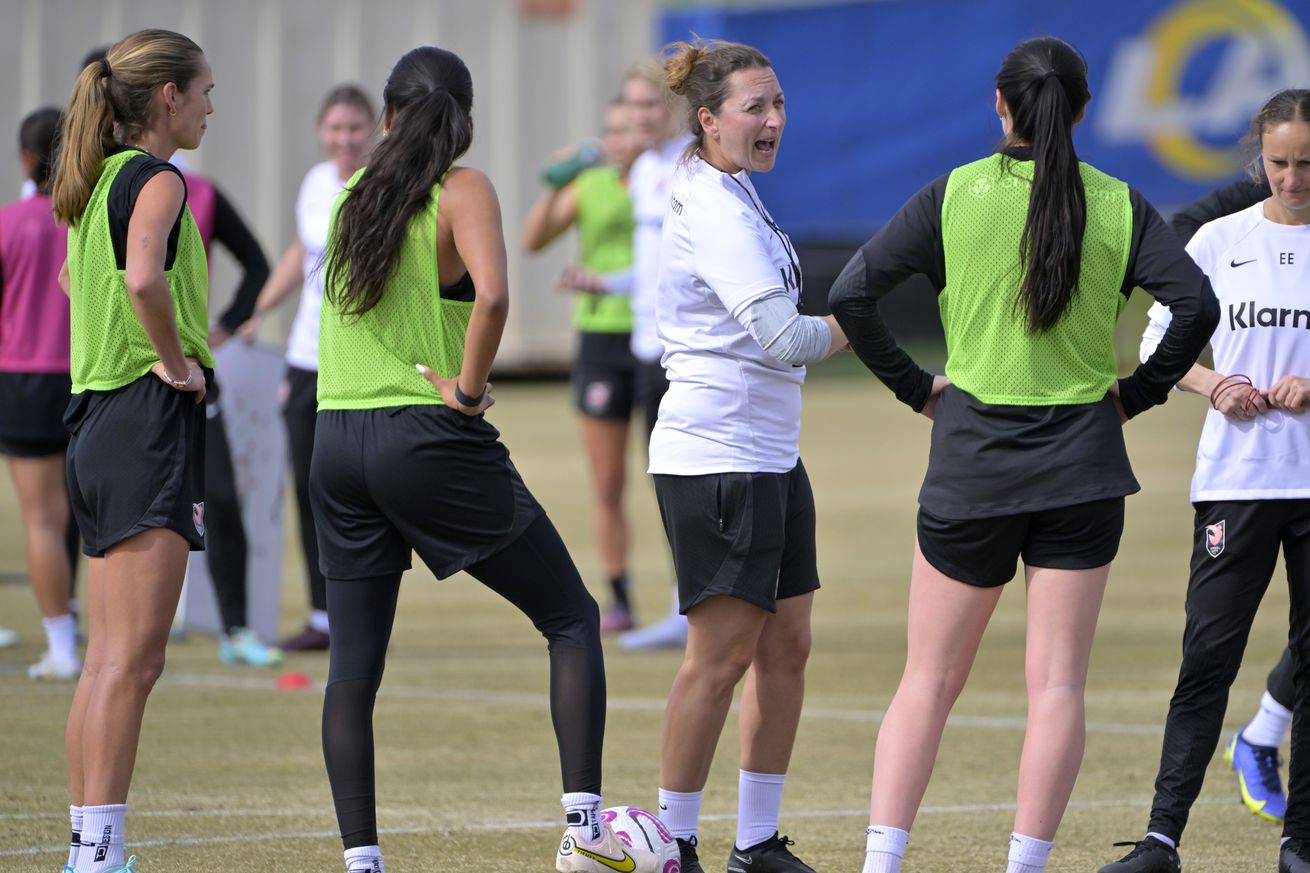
[99,58,112,79]
[1041,70,1059,85]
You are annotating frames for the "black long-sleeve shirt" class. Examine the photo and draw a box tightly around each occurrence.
[210,185,269,333]
[829,153,1220,420]
[1169,176,1270,244]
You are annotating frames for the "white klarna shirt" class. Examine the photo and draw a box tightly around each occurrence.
[649,154,807,476]
[1141,201,1310,501]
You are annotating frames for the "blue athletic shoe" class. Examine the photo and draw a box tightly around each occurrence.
[1225,729,1286,823]
[219,628,284,668]
[68,857,140,873]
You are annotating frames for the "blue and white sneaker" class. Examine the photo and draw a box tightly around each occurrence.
[219,628,284,668]
[69,856,140,873]
[1225,729,1286,823]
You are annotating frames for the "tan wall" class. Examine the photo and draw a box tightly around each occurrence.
[0,0,657,369]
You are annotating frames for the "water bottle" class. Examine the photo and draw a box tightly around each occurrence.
[542,141,602,189]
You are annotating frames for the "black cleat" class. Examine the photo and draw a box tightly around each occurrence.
[678,836,705,873]
[1097,837,1181,873]
[1280,838,1310,873]
[727,833,816,873]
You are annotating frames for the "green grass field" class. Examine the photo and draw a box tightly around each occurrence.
[0,376,1293,872]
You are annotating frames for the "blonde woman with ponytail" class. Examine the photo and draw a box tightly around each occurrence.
[52,28,214,873]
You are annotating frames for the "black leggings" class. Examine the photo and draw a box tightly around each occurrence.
[321,515,606,849]
[204,392,248,633]
[284,366,327,613]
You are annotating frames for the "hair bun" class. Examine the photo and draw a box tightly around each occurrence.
[663,41,704,96]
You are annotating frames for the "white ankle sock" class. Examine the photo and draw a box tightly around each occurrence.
[1005,833,1053,873]
[344,845,384,872]
[1145,832,1176,849]
[736,770,785,850]
[562,792,603,844]
[863,825,908,873]
[1243,692,1293,748]
[657,788,702,841]
[80,804,126,872]
[67,805,83,870]
[44,614,78,663]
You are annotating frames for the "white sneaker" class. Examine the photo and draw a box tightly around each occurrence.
[618,610,688,650]
[28,650,82,680]
[556,823,637,873]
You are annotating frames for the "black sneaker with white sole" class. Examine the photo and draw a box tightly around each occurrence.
[1280,838,1310,873]
[678,836,705,873]
[727,833,816,873]
[1097,836,1181,873]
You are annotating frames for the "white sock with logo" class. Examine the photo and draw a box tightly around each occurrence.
[44,614,78,664]
[657,788,702,841]
[562,792,603,844]
[80,804,126,872]
[1005,833,1053,873]
[736,770,786,850]
[1243,692,1293,748]
[67,805,83,870]
[863,825,908,873]
[343,845,384,872]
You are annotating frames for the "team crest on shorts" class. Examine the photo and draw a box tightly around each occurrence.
[192,501,206,537]
[1204,519,1225,558]
[585,380,612,414]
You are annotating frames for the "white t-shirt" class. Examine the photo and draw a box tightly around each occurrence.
[629,135,694,363]
[1141,202,1310,501]
[648,155,807,475]
[286,161,347,371]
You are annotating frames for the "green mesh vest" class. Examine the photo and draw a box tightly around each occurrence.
[572,166,634,333]
[317,168,473,410]
[939,154,1132,405]
[67,149,212,393]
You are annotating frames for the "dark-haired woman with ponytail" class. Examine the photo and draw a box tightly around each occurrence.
[310,46,612,873]
[0,107,82,682]
[830,36,1218,873]
[52,28,214,873]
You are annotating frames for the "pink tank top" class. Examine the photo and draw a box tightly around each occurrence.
[183,172,216,258]
[0,194,69,372]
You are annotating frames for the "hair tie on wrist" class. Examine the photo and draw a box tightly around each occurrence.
[99,58,112,79]
[454,383,482,408]
[1209,373,1252,410]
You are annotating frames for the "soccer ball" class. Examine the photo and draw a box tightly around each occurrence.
[557,806,681,873]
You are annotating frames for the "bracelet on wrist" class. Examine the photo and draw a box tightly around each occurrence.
[454,383,483,407]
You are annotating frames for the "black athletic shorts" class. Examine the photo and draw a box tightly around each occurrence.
[0,371,72,457]
[64,370,211,557]
[916,496,1126,588]
[654,459,820,613]
[310,404,545,581]
[570,332,636,420]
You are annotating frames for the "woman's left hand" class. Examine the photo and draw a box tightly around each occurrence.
[417,364,495,415]
[1106,381,1128,424]
[920,374,951,420]
[1268,375,1310,413]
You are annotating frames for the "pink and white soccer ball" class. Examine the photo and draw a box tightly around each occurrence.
[602,806,681,873]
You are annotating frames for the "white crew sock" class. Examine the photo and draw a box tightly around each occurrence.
[344,845,384,872]
[1145,832,1176,849]
[736,770,786,849]
[310,609,331,633]
[44,614,78,663]
[863,825,909,873]
[562,792,603,844]
[67,805,83,870]
[1243,691,1293,748]
[1006,833,1053,873]
[80,804,126,872]
[657,788,702,841]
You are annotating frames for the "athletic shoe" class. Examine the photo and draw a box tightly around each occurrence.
[599,605,635,634]
[219,628,284,667]
[728,833,815,873]
[555,823,637,873]
[1097,837,1181,873]
[1280,838,1310,873]
[618,611,687,650]
[0,624,17,647]
[279,625,330,651]
[1225,729,1286,823]
[77,855,140,873]
[678,836,704,873]
[28,650,81,680]
[62,865,75,872]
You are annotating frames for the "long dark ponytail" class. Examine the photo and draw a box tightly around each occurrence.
[996,36,1090,334]
[324,46,473,318]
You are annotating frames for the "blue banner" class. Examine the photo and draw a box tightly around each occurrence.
[662,0,1310,240]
